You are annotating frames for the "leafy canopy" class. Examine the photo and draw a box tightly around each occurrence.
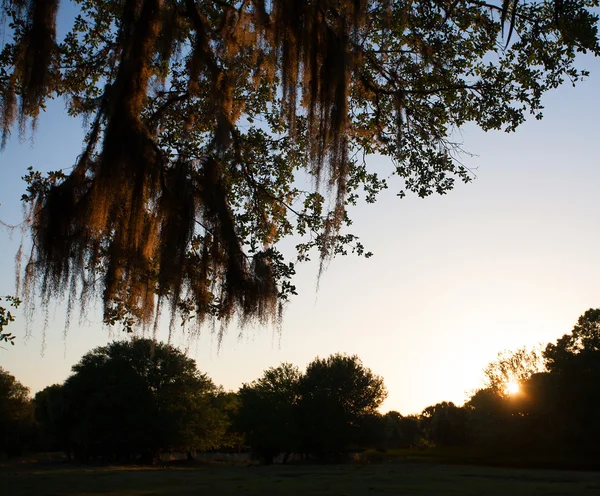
[299,353,387,457]
[61,338,223,459]
[482,346,544,394]
[237,363,302,462]
[1,0,598,335]
[544,308,600,374]
[0,366,33,455]
[465,309,600,450]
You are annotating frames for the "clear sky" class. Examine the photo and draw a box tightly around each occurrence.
[1,44,599,415]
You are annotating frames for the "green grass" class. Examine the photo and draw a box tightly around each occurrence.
[3,461,600,496]
[376,446,600,471]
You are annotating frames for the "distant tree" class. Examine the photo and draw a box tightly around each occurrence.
[468,369,583,450]
[467,347,545,448]
[465,309,600,451]
[62,339,223,463]
[544,309,600,374]
[212,391,245,452]
[514,372,562,447]
[420,402,468,447]
[397,415,422,448]
[466,387,514,447]
[355,412,387,452]
[0,367,34,456]
[354,410,423,451]
[483,347,544,394]
[34,384,70,454]
[382,411,421,449]
[542,309,600,447]
[298,354,387,459]
[237,363,302,463]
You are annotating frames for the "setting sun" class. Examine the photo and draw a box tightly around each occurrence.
[505,381,520,395]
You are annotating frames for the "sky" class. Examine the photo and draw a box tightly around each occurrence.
[1,24,600,417]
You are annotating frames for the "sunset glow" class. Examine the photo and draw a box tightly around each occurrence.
[505,381,520,395]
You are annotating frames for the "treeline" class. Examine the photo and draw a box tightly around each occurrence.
[0,340,388,463]
[2,308,600,464]
[423,309,600,455]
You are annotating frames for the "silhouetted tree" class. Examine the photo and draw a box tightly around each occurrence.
[355,411,423,451]
[466,388,502,445]
[420,402,468,447]
[355,412,387,451]
[212,391,245,452]
[514,372,562,448]
[34,384,71,455]
[544,309,600,374]
[468,370,582,451]
[62,339,224,463]
[382,411,421,449]
[0,367,34,456]
[1,0,597,335]
[465,347,546,448]
[483,347,544,394]
[298,354,387,459]
[237,363,302,463]
[542,309,600,448]
[464,310,600,452]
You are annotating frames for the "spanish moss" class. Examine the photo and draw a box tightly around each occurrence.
[2,0,597,336]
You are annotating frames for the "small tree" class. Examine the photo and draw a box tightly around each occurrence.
[212,391,244,452]
[544,309,600,374]
[0,367,34,456]
[420,402,469,447]
[34,384,71,454]
[483,347,544,394]
[383,411,421,449]
[237,363,302,463]
[298,354,387,459]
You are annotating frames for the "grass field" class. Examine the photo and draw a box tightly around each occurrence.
[373,446,600,471]
[3,461,600,496]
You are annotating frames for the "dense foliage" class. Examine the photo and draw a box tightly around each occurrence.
[57,339,225,462]
[238,354,387,462]
[237,363,302,463]
[0,366,34,456]
[0,0,598,335]
[424,309,600,453]
[298,353,387,459]
[420,401,469,447]
[34,384,70,452]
